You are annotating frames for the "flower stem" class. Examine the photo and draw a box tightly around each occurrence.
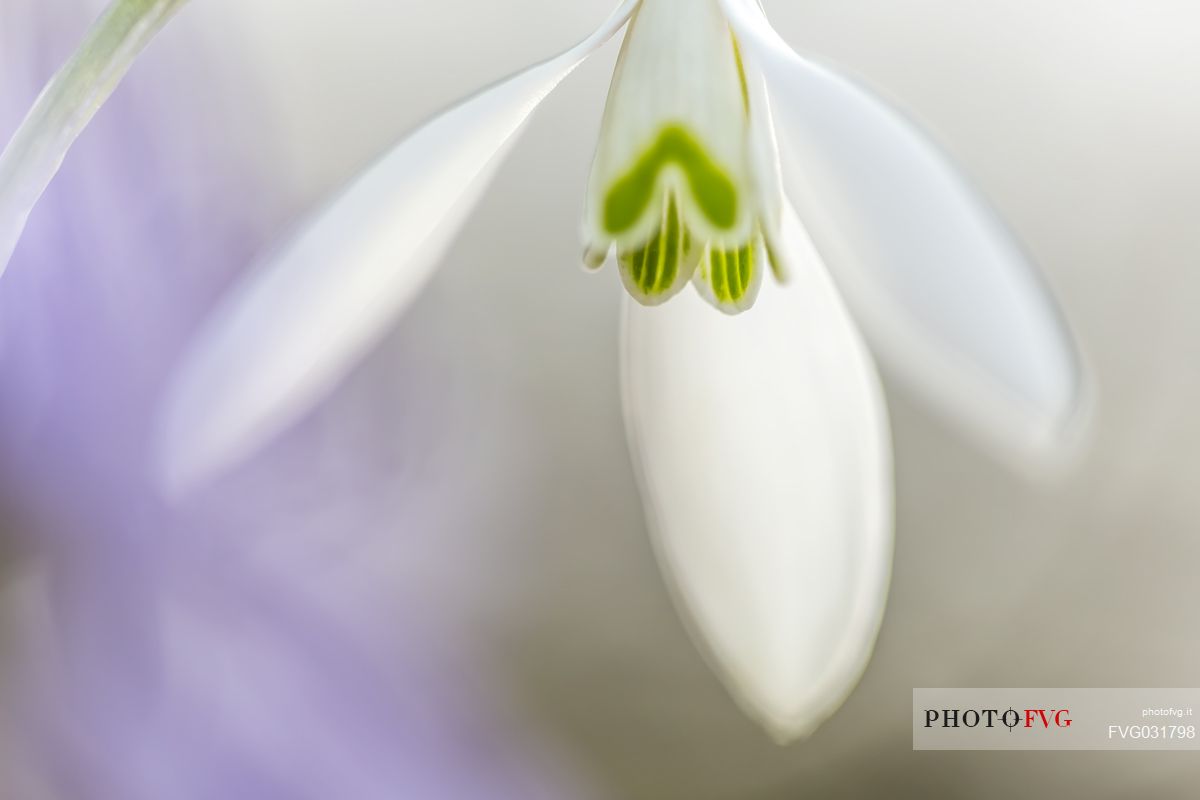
[0,0,189,276]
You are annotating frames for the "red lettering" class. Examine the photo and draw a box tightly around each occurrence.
[1024,709,1052,729]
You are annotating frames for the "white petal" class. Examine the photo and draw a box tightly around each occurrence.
[157,1,640,492]
[621,203,893,741]
[742,62,788,278]
[0,0,186,277]
[720,0,1085,465]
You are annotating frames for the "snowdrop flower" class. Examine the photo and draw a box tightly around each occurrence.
[2,0,1083,740]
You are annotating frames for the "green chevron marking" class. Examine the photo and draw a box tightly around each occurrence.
[603,124,739,236]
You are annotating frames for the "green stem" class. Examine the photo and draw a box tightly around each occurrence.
[0,0,189,276]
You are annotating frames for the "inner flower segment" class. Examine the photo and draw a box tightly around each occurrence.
[583,0,777,314]
[601,118,769,312]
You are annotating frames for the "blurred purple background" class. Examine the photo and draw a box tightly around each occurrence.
[0,1,595,797]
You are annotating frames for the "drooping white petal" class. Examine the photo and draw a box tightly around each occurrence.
[742,59,789,281]
[157,1,641,492]
[621,202,892,741]
[0,0,187,277]
[720,0,1085,465]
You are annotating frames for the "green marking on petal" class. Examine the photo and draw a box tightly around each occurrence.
[659,190,680,292]
[619,193,696,303]
[732,36,751,115]
[712,247,729,302]
[701,237,758,310]
[603,124,739,236]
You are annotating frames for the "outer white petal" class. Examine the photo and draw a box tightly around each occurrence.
[720,0,1086,466]
[621,203,893,741]
[157,1,640,492]
[0,0,187,277]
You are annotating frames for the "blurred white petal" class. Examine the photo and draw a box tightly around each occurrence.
[621,203,892,741]
[720,0,1085,465]
[0,0,186,277]
[743,61,788,281]
[157,0,640,492]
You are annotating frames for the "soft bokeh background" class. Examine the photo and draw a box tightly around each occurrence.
[3,0,1200,797]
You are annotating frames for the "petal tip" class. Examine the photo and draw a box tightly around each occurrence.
[153,377,232,499]
[621,269,892,743]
